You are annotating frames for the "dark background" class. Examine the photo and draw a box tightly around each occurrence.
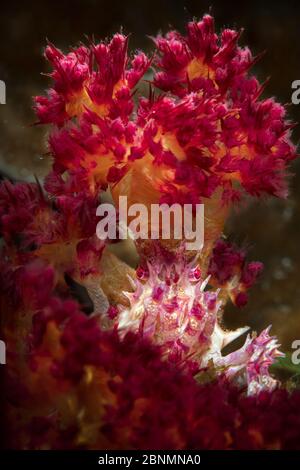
[0,0,299,350]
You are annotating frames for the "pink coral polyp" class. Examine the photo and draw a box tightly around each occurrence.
[34,15,296,205]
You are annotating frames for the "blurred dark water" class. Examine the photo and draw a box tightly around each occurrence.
[0,0,299,349]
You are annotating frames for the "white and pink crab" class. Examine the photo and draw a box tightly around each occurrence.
[109,253,283,395]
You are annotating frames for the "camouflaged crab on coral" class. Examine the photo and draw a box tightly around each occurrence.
[1,14,300,450]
